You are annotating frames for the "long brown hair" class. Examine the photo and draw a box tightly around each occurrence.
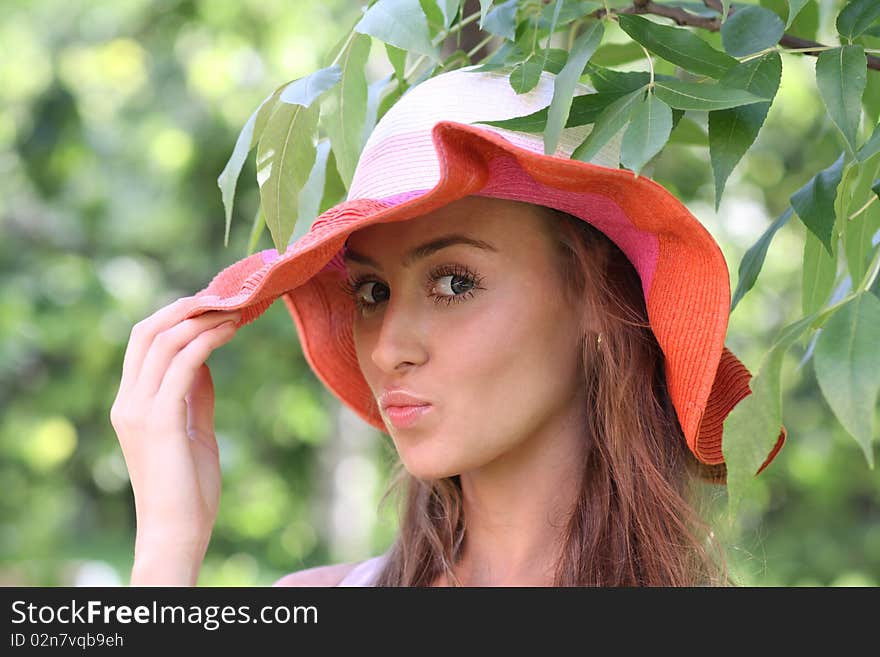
[371,205,732,586]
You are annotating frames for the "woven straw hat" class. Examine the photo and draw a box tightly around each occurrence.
[182,66,786,482]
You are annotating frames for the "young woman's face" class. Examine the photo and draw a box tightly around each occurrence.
[343,196,587,480]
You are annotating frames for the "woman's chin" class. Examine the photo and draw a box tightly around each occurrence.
[397,445,463,481]
[400,459,461,481]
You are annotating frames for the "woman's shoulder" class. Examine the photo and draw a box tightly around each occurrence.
[271,562,360,587]
[272,553,388,587]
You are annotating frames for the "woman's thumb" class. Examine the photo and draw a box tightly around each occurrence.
[185,363,217,454]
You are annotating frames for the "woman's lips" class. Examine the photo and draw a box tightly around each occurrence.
[383,404,433,429]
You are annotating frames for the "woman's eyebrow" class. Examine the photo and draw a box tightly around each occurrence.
[342,233,498,269]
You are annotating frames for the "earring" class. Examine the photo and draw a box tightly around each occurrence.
[596,333,602,349]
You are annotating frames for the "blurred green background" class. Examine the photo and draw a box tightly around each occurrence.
[0,0,877,586]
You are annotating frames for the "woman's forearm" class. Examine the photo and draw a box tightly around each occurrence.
[130,535,208,586]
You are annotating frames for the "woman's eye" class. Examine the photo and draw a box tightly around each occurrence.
[357,281,389,305]
[434,274,474,297]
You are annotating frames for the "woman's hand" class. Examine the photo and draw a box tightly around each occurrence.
[109,297,241,585]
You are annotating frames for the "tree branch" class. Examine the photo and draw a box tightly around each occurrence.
[587,0,880,72]
[624,0,721,30]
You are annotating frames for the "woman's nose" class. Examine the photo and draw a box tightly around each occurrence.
[369,295,429,374]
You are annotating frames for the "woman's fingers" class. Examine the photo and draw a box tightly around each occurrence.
[154,318,239,407]
[118,296,199,396]
[135,310,240,398]
[109,298,241,575]
[185,363,217,456]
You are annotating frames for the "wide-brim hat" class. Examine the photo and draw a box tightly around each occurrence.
[182,66,786,483]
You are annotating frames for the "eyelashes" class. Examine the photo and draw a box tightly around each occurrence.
[337,264,485,315]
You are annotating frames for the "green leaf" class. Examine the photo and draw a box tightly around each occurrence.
[723,49,783,104]
[832,156,860,270]
[435,0,461,29]
[539,0,601,30]
[816,45,867,155]
[437,0,462,29]
[538,0,564,77]
[864,64,880,127]
[620,91,673,176]
[653,79,770,111]
[250,86,286,140]
[217,83,286,247]
[469,41,523,72]
[857,122,880,162]
[513,16,538,57]
[544,19,604,155]
[591,42,645,67]
[814,291,880,467]
[385,43,407,82]
[478,90,629,133]
[723,314,816,518]
[847,201,880,289]
[837,0,880,41]
[790,152,846,254]
[671,107,684,128]
[321,17,360,67]
[289,139,333,247]
[218,110,260,249]
[323,34,371,189]
[785,0,811,29]
[542,0,563,47]
[247,205,266,256]
[769,0,820,39]
[483,0,517,40]
[708,52,782,210]
[797,0,821,39]
[566,92,633,128]
[279,66,343,106]
[843,154,880,284]
[723,48,783,105]
[509,56,544,94]
[802,227,838,316]
[319,148,347,214]
[355,0,439,60]
[730,207,794,312]
[542,48,568,74]
[375,75,407,124]
[478,0,492,28]
[256,99,320,254]
[571,87,645,163]
[721,6,785,57]
[419,0,445,35]
[363,74,392,146]
[586,65,651,94]
[616,14,738,79]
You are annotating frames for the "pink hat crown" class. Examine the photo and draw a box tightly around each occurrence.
[346,66,622,204]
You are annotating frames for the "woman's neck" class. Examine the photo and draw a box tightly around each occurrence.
[434,401,589,587]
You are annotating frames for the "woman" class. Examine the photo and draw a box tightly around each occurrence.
[111,67,785,586]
